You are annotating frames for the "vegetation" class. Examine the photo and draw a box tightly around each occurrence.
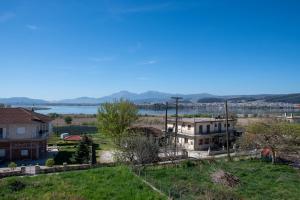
[140,159,300,200]
[239,122,300,164]
[116,134,159,165]
[64,116,73,125]
[48,113,60,119]
[54,151,75,165]
[52,125,97,135]
[45,159,55,167]
[0,166,165,200]
[8,162,17,170]
[97,99,138,147]
[73,135,92,164]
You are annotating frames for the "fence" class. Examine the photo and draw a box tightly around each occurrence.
[0,166,26,179]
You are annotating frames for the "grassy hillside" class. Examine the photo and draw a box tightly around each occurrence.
[0,166,165,200]
[141,160,300,200]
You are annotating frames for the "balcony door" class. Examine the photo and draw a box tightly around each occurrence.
[218,123,222,132]
[0,128,6,139]
[199,125,203,134]
[207,125,211,134]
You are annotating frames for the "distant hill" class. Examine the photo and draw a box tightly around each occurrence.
[1,91,300,105]
[56,91,216,104]
[0,97,48,105]
[264,93,300,104]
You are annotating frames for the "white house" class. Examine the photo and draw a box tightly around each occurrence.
[167,117,240,151]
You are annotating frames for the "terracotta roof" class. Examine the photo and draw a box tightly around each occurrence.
[64,135,82,141]
[128,126,163,137]
[0,108,52,124]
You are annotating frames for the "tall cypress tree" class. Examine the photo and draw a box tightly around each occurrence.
[73,135,91,164]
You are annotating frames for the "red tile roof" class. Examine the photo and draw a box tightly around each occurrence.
[64,135,82,141]
[0,108,52,124]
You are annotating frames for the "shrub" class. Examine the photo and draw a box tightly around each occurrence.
[64,116,73,125]
[53,125,97,135]
[54,151,75,165]
[8,180,26,192]
[45,158,55,167]
[8,162,17,170]
[181,160,197,168]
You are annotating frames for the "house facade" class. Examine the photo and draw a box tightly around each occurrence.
[167,117,240,151]
[0,108,52,161]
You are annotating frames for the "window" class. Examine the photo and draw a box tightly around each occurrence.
[21,150,29,156]
[218,123,222,132]
[205,138,210,144]
[182,124,185,128]
[224,123,230,128]
[187,125,191,130]
[207,125,211,133]
[198,139,203,145]
[0,149,5,157]
[214,124,217,127]
[0,128,3,139]
[17,127,26,135]
[184,138,188,143]
[199,125,203,134]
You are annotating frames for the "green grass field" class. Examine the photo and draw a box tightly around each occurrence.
[140,159,300,200]
[0,166,165,200]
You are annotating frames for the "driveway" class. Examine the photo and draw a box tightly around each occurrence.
[99,151,115,163]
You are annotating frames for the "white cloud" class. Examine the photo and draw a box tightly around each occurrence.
[88,56,115,62]
[0,12,15,23]
[136,77,149,81]
[26,24,38,30]
[138,60,157,65]
[117,3,172,14]
[128,42,142,53]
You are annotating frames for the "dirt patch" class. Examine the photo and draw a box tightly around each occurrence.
[211,170,240,188]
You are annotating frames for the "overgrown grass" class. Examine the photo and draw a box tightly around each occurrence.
[0,166,165,200]
[140,159,300,200]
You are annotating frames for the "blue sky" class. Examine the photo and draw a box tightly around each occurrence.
[1,0,300,100]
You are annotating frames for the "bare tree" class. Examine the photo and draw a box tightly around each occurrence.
[238,122,300,164]
[116,132,160,166]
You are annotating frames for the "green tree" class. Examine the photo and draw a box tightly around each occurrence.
[64,116,73,125]
[97,99,138,147]
[73,135,91,164]
[48,113,60,119]
[239,122,300,164]
[45,158,55,167]
[8,162,17,170]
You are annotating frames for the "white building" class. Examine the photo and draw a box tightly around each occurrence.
[167,117,240,151]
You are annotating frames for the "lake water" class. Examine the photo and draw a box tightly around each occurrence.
[28,105,300,116]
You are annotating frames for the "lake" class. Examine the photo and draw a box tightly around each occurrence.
[25,105,300,116]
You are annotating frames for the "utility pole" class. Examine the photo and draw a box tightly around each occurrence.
[164,101,169,153]
[225,100,231,160]
[165,102,168,133]
[171,97,182,156]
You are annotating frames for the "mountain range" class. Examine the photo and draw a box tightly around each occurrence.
[0,91,300,105]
